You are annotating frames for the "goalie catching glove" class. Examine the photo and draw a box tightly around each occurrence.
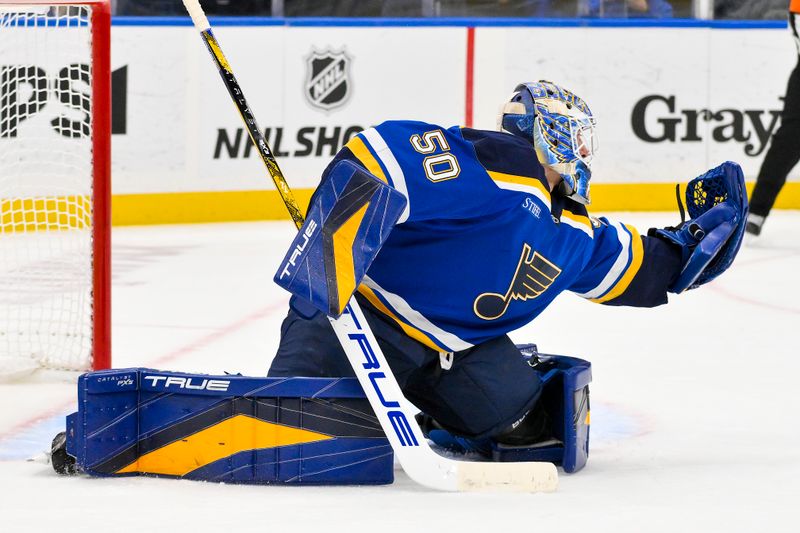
[650,161,748,293]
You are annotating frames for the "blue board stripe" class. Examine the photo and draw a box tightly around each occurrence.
[112,16,787,29]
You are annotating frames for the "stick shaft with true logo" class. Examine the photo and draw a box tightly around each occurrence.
[181,0,558,493]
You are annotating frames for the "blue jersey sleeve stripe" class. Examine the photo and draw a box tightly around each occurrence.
[591,224,645,303]
[362,128,411,223]
[574,221,633,299]
[362,275,474,352]
[487,170,552,212]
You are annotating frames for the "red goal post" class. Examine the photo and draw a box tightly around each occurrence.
[0,0,110,377]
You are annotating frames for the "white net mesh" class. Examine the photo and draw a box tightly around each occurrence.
[0,4,95,378]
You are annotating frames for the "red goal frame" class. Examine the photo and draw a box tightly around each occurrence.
[0,0,111,370]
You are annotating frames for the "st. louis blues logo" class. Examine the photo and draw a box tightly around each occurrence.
[473,244,561,320]
[305,48,351,111]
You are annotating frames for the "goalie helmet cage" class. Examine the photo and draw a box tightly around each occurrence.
[0,0,110,378]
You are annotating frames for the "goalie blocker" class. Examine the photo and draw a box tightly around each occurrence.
[54,356,591,482]
[274,159,407,318]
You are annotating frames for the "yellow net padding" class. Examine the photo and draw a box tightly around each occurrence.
[0,196,93,233]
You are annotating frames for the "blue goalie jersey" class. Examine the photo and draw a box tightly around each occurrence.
[323,121,679,352]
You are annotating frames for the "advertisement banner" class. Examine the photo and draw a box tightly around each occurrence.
[473,26,798,184]
[100,21,798,222]
[112,24,466,195]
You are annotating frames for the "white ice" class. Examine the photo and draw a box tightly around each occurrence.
[1,212,798,533]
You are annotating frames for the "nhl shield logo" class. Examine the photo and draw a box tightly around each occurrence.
[305,49,351,111]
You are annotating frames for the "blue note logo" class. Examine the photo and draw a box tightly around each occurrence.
[305,49,351,111]
[473,244,561,320]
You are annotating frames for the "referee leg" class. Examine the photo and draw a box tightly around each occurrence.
[750,57,800,224]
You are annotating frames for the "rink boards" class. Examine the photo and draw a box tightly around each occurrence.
[5,18,798,223]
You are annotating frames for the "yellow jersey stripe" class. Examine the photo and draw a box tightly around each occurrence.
[357,284,444,351]
[574,220,632,299]
[560,209,591,229]
[344,136,388,183]
[487,170,551,201]
[560,209,593,238]
[591,224,645,303]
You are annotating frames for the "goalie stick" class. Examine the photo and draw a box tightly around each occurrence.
[181,0,558,492]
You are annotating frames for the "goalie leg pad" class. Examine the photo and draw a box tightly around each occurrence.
[62,369,393,485]
[492,345,591,473]
[418,344,592,473]
[274,159,408,318]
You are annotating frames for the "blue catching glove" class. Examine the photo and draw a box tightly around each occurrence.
[651,161,748,293]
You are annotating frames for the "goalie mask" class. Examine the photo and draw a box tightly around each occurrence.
[498,81,598,204]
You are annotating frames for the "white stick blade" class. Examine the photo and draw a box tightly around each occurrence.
[457,461,559,493]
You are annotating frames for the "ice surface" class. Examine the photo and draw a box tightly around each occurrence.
[1,212,797,533]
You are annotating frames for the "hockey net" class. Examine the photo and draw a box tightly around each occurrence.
[0,0,110,379]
